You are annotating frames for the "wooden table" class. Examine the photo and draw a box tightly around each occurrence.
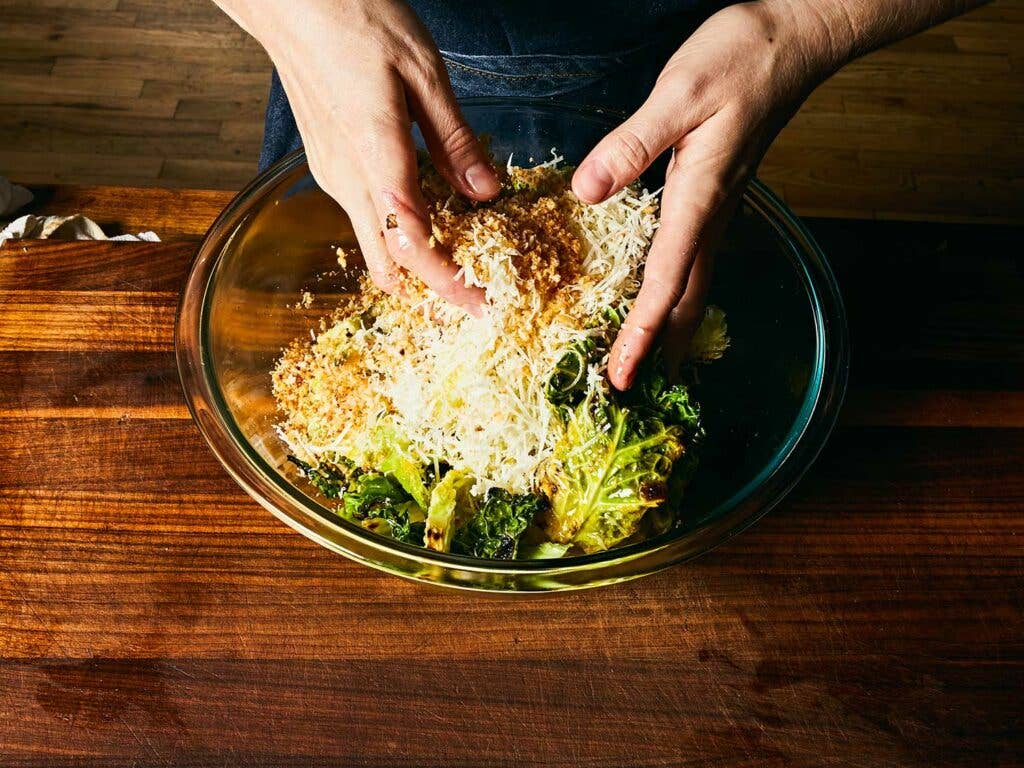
[2,187,1022,767]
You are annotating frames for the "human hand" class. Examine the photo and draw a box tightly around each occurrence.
[221,0,499,314]
[573,1,844,389]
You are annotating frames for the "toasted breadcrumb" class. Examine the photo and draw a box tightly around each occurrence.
[272,159,660,493]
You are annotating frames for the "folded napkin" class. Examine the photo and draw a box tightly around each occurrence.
[0,175,160,246]
[0,213,160,245]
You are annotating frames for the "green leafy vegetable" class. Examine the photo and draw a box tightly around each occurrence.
[624,351,703,439]
[339,471,425,545]
[424,469,476,552]
[369,423,431,508]
[687,305,729,362]
[546,305,726,415]
[452,488,546,559]
[540,302,722,552]
[623,357,704,516]
[287,455,352,499]
[540,392,686,553]
[341,472,407,518]
[518,541,571,560]
[545,306,628,410]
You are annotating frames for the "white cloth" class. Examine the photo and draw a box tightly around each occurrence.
[0,214,160,246]
[0,174,159,246]
[0,177,32,217]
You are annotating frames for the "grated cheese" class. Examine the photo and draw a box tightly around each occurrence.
[272,159,660,495]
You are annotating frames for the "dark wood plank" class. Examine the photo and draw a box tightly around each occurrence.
[1,210,1022,766]
[19,185,235,240]
[841,388,1024,427]
[1,424,1022,659]
[0,655,1019,768]
[0,351,184,416]
[810,219,1024,389]
[0,416,233,494]
[0,240,196,291]
[0,290,177,351]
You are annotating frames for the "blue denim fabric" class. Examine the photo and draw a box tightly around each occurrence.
[258,2,724,171]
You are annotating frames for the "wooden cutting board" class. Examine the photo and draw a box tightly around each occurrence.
[1,189,1022,767]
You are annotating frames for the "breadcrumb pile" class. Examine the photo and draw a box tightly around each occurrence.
[272,155,660,494]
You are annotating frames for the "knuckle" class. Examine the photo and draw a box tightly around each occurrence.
[669,173,730,222]
[690,186,728,219]
[642,274,685,311]
[606,125,652,178]
[357,116,395,159]
[368,267,400,294]
[709,184,730,210]
[679,72,710,104]
[407,49,447,88]
[704,171,736,209]
[438,121,478,164]
[386,241,414,268]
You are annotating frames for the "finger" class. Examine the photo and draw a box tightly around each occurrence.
[607,152,733,390]
[304,139,404,297]
[381,191,485,316]
[660,229,716,379]
[356,81,485,315]
[346,190,405,296]
[405,60,500,201]
[660,191,740,378]
[572,86,704,204]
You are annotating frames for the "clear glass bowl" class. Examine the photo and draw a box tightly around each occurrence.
[176,99,848,592]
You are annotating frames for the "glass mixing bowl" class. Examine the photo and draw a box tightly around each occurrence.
[176,99,848,592]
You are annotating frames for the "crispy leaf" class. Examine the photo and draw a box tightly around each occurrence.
[540,393,686,553]
[687,305,729,363]
[339,472,425,545]
[452,488,546,559]
[423,469,476,552]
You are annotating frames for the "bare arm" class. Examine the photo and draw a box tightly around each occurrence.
[573,0,988,389]
[211,0,499,315]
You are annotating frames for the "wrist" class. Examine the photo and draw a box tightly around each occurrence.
[762,0,858,83]
[212,0,331,63]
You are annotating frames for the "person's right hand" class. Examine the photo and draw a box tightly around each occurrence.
[216,0,499,314]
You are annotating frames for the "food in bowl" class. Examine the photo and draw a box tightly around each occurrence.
[271,153,728,560]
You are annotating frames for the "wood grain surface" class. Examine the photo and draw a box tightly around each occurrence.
[1,194,1023,766]
[1,0,1023,222]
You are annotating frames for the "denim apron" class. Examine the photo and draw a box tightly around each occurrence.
[259,1,725,170]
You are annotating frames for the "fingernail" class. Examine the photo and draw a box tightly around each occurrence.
[574,158,615,203]
[464,162,499,197]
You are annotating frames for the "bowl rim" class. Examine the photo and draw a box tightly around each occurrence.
[175,97,849,590]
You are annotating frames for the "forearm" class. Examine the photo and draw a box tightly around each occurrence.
[773,0,989,76]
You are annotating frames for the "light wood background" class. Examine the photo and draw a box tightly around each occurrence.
[1,0,1022,223]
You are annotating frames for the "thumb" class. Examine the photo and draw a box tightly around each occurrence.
[572,87,698,204]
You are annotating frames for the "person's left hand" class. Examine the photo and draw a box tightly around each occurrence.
[573,0,844,389]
